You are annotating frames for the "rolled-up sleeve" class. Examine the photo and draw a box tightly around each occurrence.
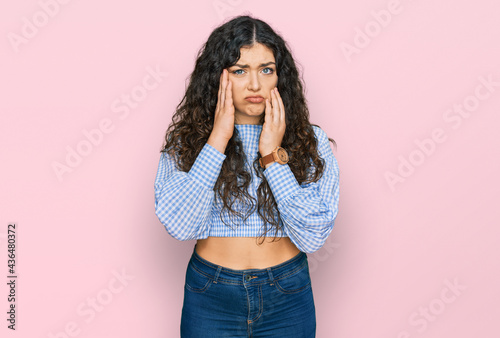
[263,126,340,253]
[154,143,226,240]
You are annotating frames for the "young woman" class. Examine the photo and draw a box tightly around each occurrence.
[154,15,340,337]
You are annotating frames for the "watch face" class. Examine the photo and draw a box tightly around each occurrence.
[277,148,289,162]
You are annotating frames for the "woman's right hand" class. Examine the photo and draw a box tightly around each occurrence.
[207,69,234,154]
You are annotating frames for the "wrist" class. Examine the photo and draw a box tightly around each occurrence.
[259,146,289,168]
[207,135,228,154]
[259,145,279,157]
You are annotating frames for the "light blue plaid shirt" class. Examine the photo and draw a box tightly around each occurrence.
[154,124,340,253]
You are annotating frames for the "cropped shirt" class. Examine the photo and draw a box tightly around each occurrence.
[154,124,340,253]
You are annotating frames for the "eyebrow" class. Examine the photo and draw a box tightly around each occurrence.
[232,62,276,68]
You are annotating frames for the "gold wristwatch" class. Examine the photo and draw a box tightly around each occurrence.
[259,146,289,168]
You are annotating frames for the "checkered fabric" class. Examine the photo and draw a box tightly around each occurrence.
[154,124,340,253]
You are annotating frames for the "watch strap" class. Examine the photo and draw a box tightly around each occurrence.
[259,151,277,168]
[259,146,289,168]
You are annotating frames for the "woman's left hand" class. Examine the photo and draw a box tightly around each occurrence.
[259,87,286,158]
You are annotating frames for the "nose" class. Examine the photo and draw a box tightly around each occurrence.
[247,72,261,91]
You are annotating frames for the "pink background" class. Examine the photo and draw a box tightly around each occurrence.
[1,0,499,337]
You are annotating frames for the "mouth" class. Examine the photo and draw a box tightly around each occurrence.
[245,96,264,103]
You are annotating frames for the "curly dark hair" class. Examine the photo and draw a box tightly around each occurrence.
[160,14,336,245]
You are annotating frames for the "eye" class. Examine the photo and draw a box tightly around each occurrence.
[262,67,274,74]
[232,69,245,75]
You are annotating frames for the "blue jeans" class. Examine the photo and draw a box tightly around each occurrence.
[180,244,316,337]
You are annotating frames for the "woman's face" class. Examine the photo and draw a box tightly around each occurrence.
[226,43,278,125]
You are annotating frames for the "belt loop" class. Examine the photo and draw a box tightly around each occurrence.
[267,267,274,286]
[213,266,222,284]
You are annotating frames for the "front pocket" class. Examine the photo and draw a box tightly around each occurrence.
[274,261,311,294]
[185,263,213,293]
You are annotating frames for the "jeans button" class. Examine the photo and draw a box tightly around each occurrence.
[245,275,251,281]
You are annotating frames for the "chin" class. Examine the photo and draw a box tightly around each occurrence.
[247,110,265,117]
[247,104,265,112]
[236,105,263,115]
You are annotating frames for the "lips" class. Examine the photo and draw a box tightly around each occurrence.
[245,96,264,103]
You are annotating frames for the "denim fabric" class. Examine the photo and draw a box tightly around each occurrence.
[180,245,316,337]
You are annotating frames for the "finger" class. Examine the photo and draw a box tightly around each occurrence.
[216,71,223,113]
[268,88,275,122]
[225,80,233,108]
[264,98,271,125]
[275,87,285,123]
[272,88,279,124]
[221,69,227,109]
